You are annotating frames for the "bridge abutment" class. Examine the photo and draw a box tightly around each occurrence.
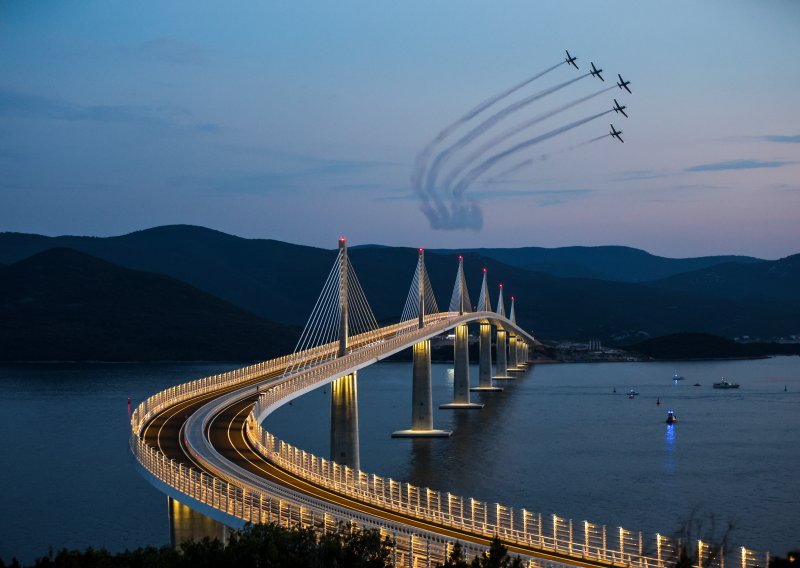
[330,372,360,470]
[393,340,451,437]
[441,323,483,409]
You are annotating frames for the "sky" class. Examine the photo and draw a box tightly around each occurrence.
[1,0,799,258]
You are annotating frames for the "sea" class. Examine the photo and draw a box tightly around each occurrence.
[0,357,798,563]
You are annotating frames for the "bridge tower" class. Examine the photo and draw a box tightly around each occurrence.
[393,249,451,437]
[471,268,502,393]
[330,237,360,466]
[494,284,513,380]
[508,296,520,372]
[441,256,482,410]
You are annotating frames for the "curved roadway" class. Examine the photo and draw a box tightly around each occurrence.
[136,313,621,567]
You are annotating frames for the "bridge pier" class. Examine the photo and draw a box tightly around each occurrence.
[168,497,230,549]
[471,323,502,392]
[508,335,521,372]
[330,372,360,470]
[441,323,483,409]
[493,328,514,380]
[393,340,451,437]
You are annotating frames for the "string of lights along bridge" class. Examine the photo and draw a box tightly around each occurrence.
[130,237,765,568]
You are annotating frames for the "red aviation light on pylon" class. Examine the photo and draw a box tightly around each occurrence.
[458,255,463,260]
[418,247,424,253]
[483,267,487,273]
[511,296,515,301]
[499,283,503,288]
[339,236,346,243]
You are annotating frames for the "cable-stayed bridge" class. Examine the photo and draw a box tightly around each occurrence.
[130,239,763,568]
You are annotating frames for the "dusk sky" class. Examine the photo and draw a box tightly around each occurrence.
[1,1,799,258]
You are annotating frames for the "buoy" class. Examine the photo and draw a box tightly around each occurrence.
[613,387,616,393]
[656,397,660,406]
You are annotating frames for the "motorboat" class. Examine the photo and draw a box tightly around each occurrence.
[665,410,677,424]
[627,388,639,399]
[673,373,685,381]
[713,377,740,389]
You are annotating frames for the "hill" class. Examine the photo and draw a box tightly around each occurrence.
[434,245,762,282]
[1,226,797,342]
[649,254,800,307]
[631,333,800,360]
[0,248,298,361]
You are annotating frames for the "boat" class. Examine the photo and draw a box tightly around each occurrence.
[627,388,639,399]
[665,410,677,424]
[673,373,685,381]
[713,377,740,389]
[693,383,701,387]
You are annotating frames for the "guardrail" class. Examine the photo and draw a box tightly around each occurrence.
[132,313,543,567]
[244,320,767,568]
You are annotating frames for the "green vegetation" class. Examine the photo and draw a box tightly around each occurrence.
[0,523,392,568]
[440,538,523,567]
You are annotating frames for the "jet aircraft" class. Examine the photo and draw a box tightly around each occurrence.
[609,124,624,143]
[565,50,579,69]
[613,99,628,118]
[590,62,604,81]
[617,74,632,94]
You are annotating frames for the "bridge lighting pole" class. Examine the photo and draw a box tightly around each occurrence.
[330,372,360,470]
[338,237,348,357]
[392,340,451,437]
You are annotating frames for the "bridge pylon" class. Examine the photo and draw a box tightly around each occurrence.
[472,269,502,393]
[330,372,360,470]
[493,284,514,380]
[398,248,439,333]
[441,257,482,409]
[392,340,451,437]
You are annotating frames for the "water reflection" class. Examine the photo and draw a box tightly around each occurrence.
[168,497,229,548]
[664,424,675,474]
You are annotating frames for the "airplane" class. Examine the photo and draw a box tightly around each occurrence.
[565,50,579,69]
[617,73,632,94]
[613,98,628,118]
[609,124,624,143]
[590,62,604,81]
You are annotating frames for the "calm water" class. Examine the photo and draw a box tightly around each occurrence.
[1,358,798,562]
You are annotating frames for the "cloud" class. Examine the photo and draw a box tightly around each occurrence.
[762,134,800,144]
[0,87,219,132]
[686,159,795,172]
[615,169,673,182]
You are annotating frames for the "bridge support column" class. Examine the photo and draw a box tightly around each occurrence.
[330,372,360,470]
[168,497,229,549]
[471,323,502,392]
[392,340,451,437]
[494,329,514,379]
[508,334,521,372]
[441,323,483,409]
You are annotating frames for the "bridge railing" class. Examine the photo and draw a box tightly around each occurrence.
[244,315,765,568]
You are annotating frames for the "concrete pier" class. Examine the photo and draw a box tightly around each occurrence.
[508,335,520,371]
[393,340,451,437]
[168,497,229,548]
[441,323,483,409]
[494,329,514,380]
[330,372,360,470]
[471,323,502,392]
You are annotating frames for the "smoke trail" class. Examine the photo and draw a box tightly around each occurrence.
[452,109,613,197]
[423,73,589,196]
[492,132,612,180]
[442,85,616,190]
[410,60,566,193]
